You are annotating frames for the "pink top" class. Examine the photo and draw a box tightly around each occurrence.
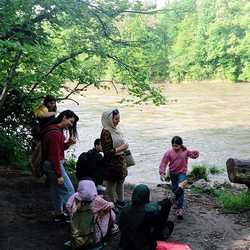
[159,148,199,175]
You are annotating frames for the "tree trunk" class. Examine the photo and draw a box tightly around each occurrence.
[226,158,250,188]
[0,52,22,110]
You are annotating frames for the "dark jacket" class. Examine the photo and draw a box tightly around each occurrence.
[76,148,104,185]
[119,185,160,250]
[100,129,127,181]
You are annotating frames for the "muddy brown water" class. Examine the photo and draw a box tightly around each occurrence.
[60,81,250,185]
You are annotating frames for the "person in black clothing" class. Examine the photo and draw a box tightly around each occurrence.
[76,139,105,192]
[119,184,185,250]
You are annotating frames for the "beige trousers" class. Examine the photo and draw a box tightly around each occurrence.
[104,179,124,203]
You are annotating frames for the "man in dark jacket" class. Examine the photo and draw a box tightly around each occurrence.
[76,139,105,192]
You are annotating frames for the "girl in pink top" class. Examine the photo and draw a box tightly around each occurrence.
[159,136,199,219]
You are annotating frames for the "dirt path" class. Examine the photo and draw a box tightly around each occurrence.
[0,170,249,250]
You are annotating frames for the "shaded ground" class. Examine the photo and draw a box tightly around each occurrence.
[0,169,249,250]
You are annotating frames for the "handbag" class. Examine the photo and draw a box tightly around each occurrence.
[123,150,135,167]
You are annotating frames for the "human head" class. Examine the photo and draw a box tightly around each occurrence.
[43,95,57,112]
[101,108,120,129]
[77,180,97,202]
[53,110,79,138]
[171,136,183,152]
[132,184,150,206]
[94,138,102,152]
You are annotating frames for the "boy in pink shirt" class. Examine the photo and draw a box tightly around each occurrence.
[159,136,199,219]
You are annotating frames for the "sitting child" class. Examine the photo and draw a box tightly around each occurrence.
[66,180,116,250]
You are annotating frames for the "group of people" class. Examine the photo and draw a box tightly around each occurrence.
[33,95,199,250]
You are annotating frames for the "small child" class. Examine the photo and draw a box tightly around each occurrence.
[159,136,199,219]
[34,95,57,130]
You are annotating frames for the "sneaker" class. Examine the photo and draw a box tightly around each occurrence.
[110,224,119,235]
[116,200,126,208]
[162,221,174,239]
[53,213,70,223]
[97,185,106,192]
[176,208,184,220]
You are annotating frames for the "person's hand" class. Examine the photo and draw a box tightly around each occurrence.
[68,137,76,145]
[116,143,129,153]
[160,174,166,182]
[57,176,64,184]
[121,143,129,151]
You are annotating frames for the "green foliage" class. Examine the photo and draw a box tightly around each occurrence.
[188,165,208,181]
[209,166,224,175]
[0,130,29,169]
[154,0,250,82]
[215,190,250,211]
[0,0,166,161]
[64,153,77,174]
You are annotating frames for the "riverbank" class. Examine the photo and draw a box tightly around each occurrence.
[1,168,249,250]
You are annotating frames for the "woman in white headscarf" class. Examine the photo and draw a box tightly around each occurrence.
[100,109,129,205]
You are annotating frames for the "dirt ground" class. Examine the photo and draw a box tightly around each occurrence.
[0,169,249,250]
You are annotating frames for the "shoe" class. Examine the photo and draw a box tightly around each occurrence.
[53,213,70,223]
[97,185,106,192]
[116,200,126,207]
[110,224,119,235]
[162,221,174,239]
[176,208,184,220]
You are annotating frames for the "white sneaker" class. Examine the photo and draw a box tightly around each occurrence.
[97,185,106,192]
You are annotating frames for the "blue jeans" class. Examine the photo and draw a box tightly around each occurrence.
[43,160,75,213]
[170,172,187,209]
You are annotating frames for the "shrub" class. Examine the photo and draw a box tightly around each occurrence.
[209,166,224,175]
[188,165,208,181]
[0,130,30,169]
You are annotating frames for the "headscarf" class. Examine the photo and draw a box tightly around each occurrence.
[132,184,150,206]
[66,180,97,217]
[101,109,126,149]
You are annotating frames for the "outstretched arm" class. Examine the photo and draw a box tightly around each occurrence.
[187,150,199,159]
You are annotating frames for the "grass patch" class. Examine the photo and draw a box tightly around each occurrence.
[209,166,224,175]
[191,186,217,196]
[188,165,208,181]
[215,190,250,211]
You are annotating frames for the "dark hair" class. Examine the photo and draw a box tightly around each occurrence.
[43,95,56,106]
[171,136,186,151]
[53,110,79,138]
[94,139,101,147]
[112,109,119,117]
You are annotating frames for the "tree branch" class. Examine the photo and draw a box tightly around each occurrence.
[88,6,158,46]
[0,9,56,40]
[28,49,92,94]
[0,52,22,109]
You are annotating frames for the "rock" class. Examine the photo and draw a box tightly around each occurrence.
[192,179,212,191]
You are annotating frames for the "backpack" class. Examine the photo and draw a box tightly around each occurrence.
[29,128,60,178]
[75,151,91,181]
[71,202,96,250]
[30,141,43,177]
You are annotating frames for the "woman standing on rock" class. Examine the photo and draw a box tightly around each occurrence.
[100,109,128,206]
[42,109,79,222]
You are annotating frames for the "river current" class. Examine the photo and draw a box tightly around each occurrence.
[60,81,250,185]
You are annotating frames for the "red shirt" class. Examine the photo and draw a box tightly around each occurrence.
[42,125,70,177]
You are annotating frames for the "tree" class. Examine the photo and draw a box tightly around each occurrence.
[0,0,165,160]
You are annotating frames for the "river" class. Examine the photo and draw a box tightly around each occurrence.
[60,81,250,185]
